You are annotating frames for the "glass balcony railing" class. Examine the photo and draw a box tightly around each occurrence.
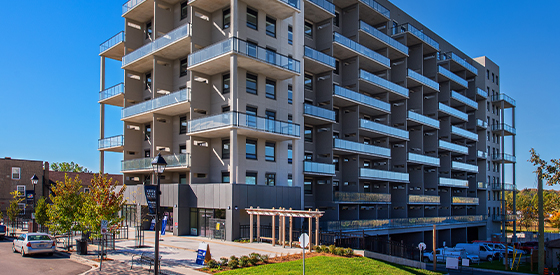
[334,138,391,158]
[360,168,409,182]
[188,111,301,137]
[452,197,479,205]
[359,21,408,55]
[307,0,334,14]
[478,150,488,158]
[408,153,440,166]
[334,32,390,67]
[409,195,440,204]
[304,46,336,67]
[279,0,300,9]
[123,23,191,66]
[100,32,124,54]
[407,111,440,129]
[477,88,488,98]
[477,119,488,129]
[492,94,516,107]
[393,23,439,50]
[438,66,468,88]
[492,153,516,163]
[492,214,516,222]
[304,103,335,121]
[334,192,391,203]
[451,91,477,109]
[439,177,469,188]
[452,161,478,173]
[359,69,409,97]
[438,140,468,154]
[492,183,515,191]
[98,135,124,149]
[322,215,485,231]
[122,88,190,119]
[99,83,124,101]
[188,37,300,74]
[304,161,335,175]
[122,153,190,171]
[407,69,439,91]
[333,85,391,112]
[360,119,409,140]
[122,0,146,15]
[438,52,478,76]
[492,123,516,134]
[359,0,390,18]
[439,103,468,121]
[451,126,478,141]
[478,182,488,189]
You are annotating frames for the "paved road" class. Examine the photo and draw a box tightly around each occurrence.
[0,237,91,275]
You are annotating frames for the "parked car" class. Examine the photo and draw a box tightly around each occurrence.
[455,243,500,261]
[12,233,56,256]
[473,240,524,255]
[0,225,5,240]
[422,248,479,264]
[518,241,538,253]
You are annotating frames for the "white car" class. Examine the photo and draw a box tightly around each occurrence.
[12,233,56,256]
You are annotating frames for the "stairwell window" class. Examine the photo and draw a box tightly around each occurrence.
[266,16,276,37]
[180,116,187,134]
[247,7,258,30]
[145,73,152,90]
[288,144,292,164]
[223,7,230,29]
[304,179,312,194]
[144,124,151,140]
[304,73,313,90]
[146,21,152,40]
[265,173,276,186]
[222,172,230,183]
[222,73,230,94]
[304,21,313,39]
[180,1,188,20]
[180,58,188,77]
[222,139,230,159]
[304,126,313,142]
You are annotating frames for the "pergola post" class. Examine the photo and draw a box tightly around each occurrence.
[282,209,286,248]
[308,215,313,252]
[257,213,260,242]
[249,206,253,243]
[272,208,276,247]
[315,209,319,247]
[289,208,293,248]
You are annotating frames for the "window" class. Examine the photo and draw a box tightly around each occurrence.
[246,139,257,159]
[334,12,340,27]
[223,7,230,29]
[247,7,258,30]
[364,160,371,168]
[17,185,25,197]
[265,110,276,132]
[266,16,276,37]
[333,157,339,171]
[334,60,340,75]
[288,114,292,122]
[487,161,491,171]
[265,79,276,99]
[222,73,230,94]
[288,25,293,44]
[492,73,495,83]
[288,174,292,186]
[222,172,230,183]
[145,150,151,157]
[266,47,276,64]
[146,21,152,40]
[180,58,188,77]
[304,126,313,142]
[304,21,313,38]
[196,173,207,178]
[222,106,230,112]
[181,1,188,20]
[222,139,230,159]
[304,73,313,90]
[265,142,275,161]
[180,144,187,154]
[304,179,312,194]
[333,180,339,192]
[288,84,293,104]
[180,116,187,134]
[145,73,152,90]
[12,167,21,180]
[177,173,186,184]
[144,175,151,185]
[288,144,293,164]
[18,203,25,215]
[247,41,257,57]
[84,188,90,193]
[304,152,313,161]
[145,124,151,140]
[246,106,257,127]
[334,108,339,122]
[496,76,499,86]
[486,69,490,80]
[246,73,258,94]
[265,173,275,186]
[246,172,257,185]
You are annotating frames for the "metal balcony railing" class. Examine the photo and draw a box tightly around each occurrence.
[408,195,440,204]
[334,192,391,203]
[452,197,479,205]
[306,0,335,14]
[408,153,440,166]
[98,135,124,149]
[334,32,390,67]
[122,88,190,119]
[438,140,468,155]
[491,94,516,107]
[333,85,391,112]
[408,111,440,129]
[451,91,477,109]
[360,69,409,97]
[100,31,124,54]
[360,168,409,182]
[334,138,391,158]
[359,21,408,55]
[360,119,409,140]
[451,126,478,141]
[304,161,335,175]
[393,23,439,50]
[439,177,469,188]
[439,103,468,121]
[304,103,335,121]
[323,215,485,231]
[452,161,478,173]
[100,83,124,101]
[304,46,336,67]
[438,52,478,76]
[407,69,439,91]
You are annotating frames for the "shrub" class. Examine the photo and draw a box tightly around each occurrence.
[334,247,345,256]
[260,254,269,263]
[315,245,323,253]
[249,253,260,265]
[230,255,239,261]
[206,259,219,269]
[329,244,336,254]
[239,255,250,267]
[220,257,229,267]
[344,247,353,256]
[229,259,239,269]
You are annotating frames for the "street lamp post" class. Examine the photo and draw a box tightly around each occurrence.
[151,153,167,275]
[30,174,39,233]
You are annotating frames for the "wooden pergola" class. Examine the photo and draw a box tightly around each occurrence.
[246,207,324,252]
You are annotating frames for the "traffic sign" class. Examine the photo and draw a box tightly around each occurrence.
[299,233,309,249]
[101,220,108,234]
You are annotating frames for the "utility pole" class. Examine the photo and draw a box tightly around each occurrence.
[538,171,544,275]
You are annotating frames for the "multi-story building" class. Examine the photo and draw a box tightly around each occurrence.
[99,0,516,247]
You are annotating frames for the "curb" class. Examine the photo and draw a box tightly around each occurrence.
[69,253,100,275]
[469,267,535,275]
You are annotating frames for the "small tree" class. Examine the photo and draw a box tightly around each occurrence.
[35,197,49,231]
[47,174,83,248]
[51,162,91,173]
[7,190,24,229]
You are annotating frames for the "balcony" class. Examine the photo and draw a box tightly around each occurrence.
[333,138,391,158]
[333,85,391,114]
[452,197,479,205]
[438,140,468,155]
[492,94,516,108]
[122,88,190,123]
[359,69,409,100]
[122,153,190,172]
[477,150,488,159]
[478,182,488,189]
[452,161,478,173]
[333,0,389,25]
[333,32,390,72]
[99,32,125,61]
[477,119,488,130]
[334,192,391,204]
[437,66,468,89]
[188,37,300,80]
[392,23,439,53]
[304,161,335,176]
[304,0,335,23]
[122,23,191,72]
[476,88,488,100]
[439,103,468,122]
[492,123,516,136]
[451,126,478,141]
[322,215,486,231]
[438,52,478,77]
[492,153,516,163]
[492,183,515,191]
[99,83,124,107]
[407,111,439,129]
[451,91,477,110]
[98,135,124,152]
[122,0,153,22]
[189,0,299,20]
[359,168,409,183]
[406,69,439,92]
[408,195,440,205]
[358,21,408,59]
[360,119,409,141]
[408,153,440,167]
[439,177,469,188]
[303,103,336,124]
[492,214,516,222]
[304,46,335,74]
[188,111,300,141]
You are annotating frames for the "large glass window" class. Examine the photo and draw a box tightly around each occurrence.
[246,73,257,95]
[288,144,292,164]
[266,16,276,37]
[288,25,293,45]
[222,73,230,94]
[265,142,275,162]
[265,79,276,99]
[246,106,257,127]
[181,1,188,20]
[246,172,257,185]
[304,21,313,38]
[180,116,187,134]
[246,139,257,159]
[222,139,230,159]
[265,173,276,186]
[304,126,313,142]
[304,73,313,90]
[247,7,258,30]
[304,179,312,194]
[180,58,188,77]
[223,8,230,29]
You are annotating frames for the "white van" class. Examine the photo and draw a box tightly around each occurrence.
[455,243,499,261]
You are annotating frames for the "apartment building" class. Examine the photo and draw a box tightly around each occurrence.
[98,0,516,246]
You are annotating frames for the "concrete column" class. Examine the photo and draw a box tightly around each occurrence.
[291,9,304,211]
[230,0,238,39]
[230,129,238,184]
[99,56,106,174]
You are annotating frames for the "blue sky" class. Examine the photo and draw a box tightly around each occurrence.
[0,0,557,190]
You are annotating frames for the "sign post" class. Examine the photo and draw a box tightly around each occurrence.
[418,242,426,263]
[196,242,211,265]
[299,233,309,275]
[100,220,108,270]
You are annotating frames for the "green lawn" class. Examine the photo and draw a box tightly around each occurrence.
[217,256,442,275]
[476,259,537,274]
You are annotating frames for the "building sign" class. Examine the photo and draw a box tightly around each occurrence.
[144,185,157,215]
[25,191,35,205]
[196,242,211,265]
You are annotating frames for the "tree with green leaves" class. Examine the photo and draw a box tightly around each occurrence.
[7,190,24,229]
[47,174,83,248]
[50,162,91,173]
[35,196,49,231]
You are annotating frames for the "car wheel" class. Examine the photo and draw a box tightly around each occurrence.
[21,247,26,257]
[487,255,493,261]
[12,245,17,253]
